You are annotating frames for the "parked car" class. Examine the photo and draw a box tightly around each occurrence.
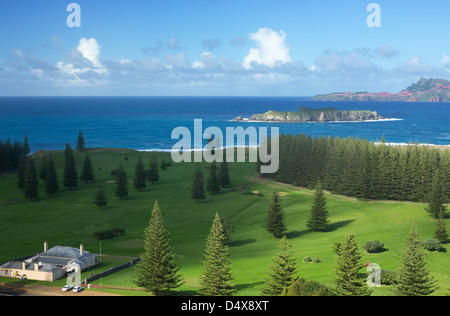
[73,286,84,293]
[62,285,73,292]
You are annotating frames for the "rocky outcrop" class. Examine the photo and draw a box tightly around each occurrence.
[233,107,385,123]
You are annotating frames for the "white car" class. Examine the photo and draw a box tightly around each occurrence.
[73,286,84,293]
[62,285,73,292]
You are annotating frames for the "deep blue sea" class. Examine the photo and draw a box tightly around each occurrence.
[0,97,449,153]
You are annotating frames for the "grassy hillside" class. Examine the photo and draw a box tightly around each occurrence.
[0,148,448,296]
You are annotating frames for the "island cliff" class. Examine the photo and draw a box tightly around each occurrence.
[312,78,450,102]
[233,106,385,123]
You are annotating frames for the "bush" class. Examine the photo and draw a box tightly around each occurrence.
[281,278,335,296]
[312,257,320,263]
[93,228,126,241]
[363,240,385,253]
[423,239,444,252]
[303,256,312,263]
[380,270,397,285]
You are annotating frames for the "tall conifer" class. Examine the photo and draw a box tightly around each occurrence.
[133,201,184,295]
[115,162,128,200]
[63,143,78,190]
[94,184,108,209]
[134,155,147,192]
[207,161,221,194]
[306,179,329,232]
[199,213,236,296]
[77,130,85,152]
[80,154,95,183]
[264,191,287,237]
[261,236,298,296]
[147,154,159,184]
[332,234,372,296]
[191,163,206,203]
[45,155,59,197]
[394,223,438,296]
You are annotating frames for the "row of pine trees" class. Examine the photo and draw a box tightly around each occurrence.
[263,134,450,203]
[0,134,30,174]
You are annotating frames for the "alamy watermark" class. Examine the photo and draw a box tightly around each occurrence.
[366,262,381,288]
[171,119,280,174]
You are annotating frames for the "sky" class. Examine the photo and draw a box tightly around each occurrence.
[1,0,450,96]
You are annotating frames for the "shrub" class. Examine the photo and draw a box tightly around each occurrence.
[93,228,126,241]
[312,257,320,263]
[423,239,444,252]
[380,270,397,285]
[363,240,385,253]
[303,256,312,263]
[281,278,335,296]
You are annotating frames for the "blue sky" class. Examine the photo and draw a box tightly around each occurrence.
[1,0,450,96]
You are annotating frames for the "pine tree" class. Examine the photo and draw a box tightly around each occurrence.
[24,159,39,201]
[425,170,448,219]
[264,191,287,237]
[114,162,128,200]
[191,163,206,203]
[23,133,30,158]
[80,154,95,184]
[206,161,221,194]
[434,211,448,243]
[77,130,85,152]
[332,234,372,296]
[45,155,59,197]
[94,184,108,209]
[219,160,231,188]
[199,213,236,296]
[260,236,298,296]
[39,154,48,181]
[17,157,26,191]
[394,223,438,296]
[147,155,159,184]
[306,179,329,232]
[63,143,78,190]
[134,155,146,192]
[133,201,184,295]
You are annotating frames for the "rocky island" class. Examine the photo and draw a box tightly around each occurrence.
[233,106,385,123]
[312,78,450,102]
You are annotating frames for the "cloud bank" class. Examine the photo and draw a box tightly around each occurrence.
[1,29,448,96]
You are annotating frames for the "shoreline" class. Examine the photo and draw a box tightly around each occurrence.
[30,142,450,155]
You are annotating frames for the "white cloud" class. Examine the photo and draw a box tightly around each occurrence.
[76,38,103,68]
[243,28,293,70]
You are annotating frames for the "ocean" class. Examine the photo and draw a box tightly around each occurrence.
[0,96,449,153]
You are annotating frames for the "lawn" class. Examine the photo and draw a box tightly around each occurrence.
[0,148,448,296]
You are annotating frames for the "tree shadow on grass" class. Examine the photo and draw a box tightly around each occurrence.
[236,281,265,292]
[284,230,311,240]
[228,239,256,247]
[323,219,355,233]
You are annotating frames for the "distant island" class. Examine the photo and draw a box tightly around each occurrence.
[312,78,450,102]
[233,106,385,123]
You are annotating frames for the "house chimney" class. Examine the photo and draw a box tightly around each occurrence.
[44,241,48,252]
[22,262,26,270]
[80,244,84,256]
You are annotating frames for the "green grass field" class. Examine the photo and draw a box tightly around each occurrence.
[0,148,448,296]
